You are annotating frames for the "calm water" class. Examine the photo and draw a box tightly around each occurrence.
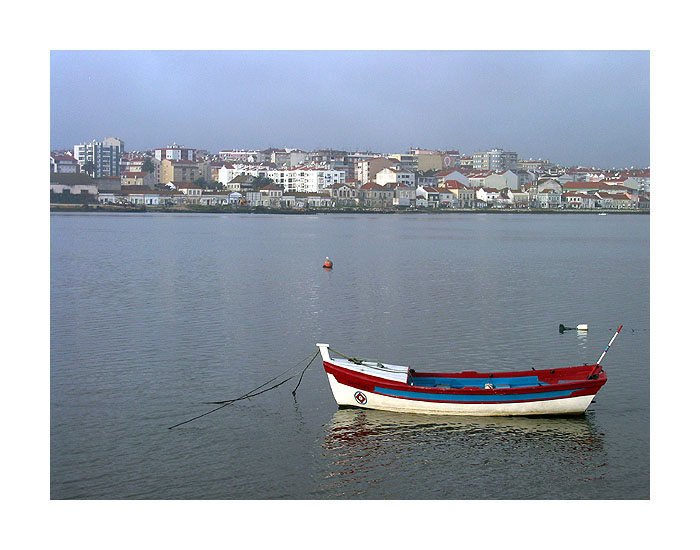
[50,212,649,499]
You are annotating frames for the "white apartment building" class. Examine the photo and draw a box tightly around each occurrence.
[153,144,196,162]
[218,164,273,186]
[375,167,416,187]
[472,148,518,171]
[266,166,346,193]
[475,187,502,204]
[483,170,519,190]
[356,157,399,185]
[73,137,124,177]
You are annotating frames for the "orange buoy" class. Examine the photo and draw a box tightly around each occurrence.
[323,257,333,269]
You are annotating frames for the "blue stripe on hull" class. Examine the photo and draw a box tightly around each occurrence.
[413,376,543,389]
[375,386,575,403]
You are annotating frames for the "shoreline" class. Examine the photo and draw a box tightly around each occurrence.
[49,203,650,215]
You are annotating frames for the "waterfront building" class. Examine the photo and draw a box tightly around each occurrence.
[229,191,244,205]
[436,169,470,186]
[73,137,124,177]
[50,172,99,200]
[223,173,256,192]
[594,191,613,209]
[562,191,587,208]
[356,157,400,184]
[209,161,227,183]
[346,152,380,181]
[466,171,493,188]
[376,167,415,187]
[472,148,518,171]
[484,170,519,191]
[507,189,530,207]
[358,182,394,207]
[326,183,358,206]
[265,166,345,193]
[121,170,156,188]
[167,180,203,203]
[535,188,562,208]
[438,189,456,207]
[416,175,438,187]
[199,191,232,206]
[536,178,564,194]
[516,170,536,190]
[293,192,333,208]
[217,164,274,186]
[475,187,502,205]
[260,184,284,207]
[415,186,441,207]
[50,153,79,173]
[385,183,416,207]
[561,180,634,196]
[102,187,178,206]
[160,158,199,185]
[438,180,474,208]
[598,191,636,209]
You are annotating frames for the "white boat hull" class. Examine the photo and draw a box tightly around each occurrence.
[327,373,595,416]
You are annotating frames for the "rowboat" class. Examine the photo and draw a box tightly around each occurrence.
[316,326,621,416]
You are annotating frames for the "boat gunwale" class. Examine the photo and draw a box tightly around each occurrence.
[322,359,607,396]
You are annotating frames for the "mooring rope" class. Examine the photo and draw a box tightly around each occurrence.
[167,350,320,430]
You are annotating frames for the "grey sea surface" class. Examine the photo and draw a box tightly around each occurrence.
[50,212,649,499]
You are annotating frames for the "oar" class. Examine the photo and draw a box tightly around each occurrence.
[596,325,623,365]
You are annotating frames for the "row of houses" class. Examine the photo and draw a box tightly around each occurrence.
[51,182,648,212]
[52,145,651,201]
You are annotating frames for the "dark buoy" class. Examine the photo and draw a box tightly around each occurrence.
[323,256,333,269]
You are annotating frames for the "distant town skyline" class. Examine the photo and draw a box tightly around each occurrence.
[50,50,650,168]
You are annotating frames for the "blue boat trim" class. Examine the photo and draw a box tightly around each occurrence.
[413,375,545,389]
[374,386,575,403]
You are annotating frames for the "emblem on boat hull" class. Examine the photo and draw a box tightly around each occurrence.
[354,391,367,405]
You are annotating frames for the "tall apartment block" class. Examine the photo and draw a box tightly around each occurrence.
[154,143,197,162]
[472,148,518,171]
[73,137,124,177]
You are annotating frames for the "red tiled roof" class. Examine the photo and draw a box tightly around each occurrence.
[51,154,78,162]
[442,180,468,189]
[122,171,149,178]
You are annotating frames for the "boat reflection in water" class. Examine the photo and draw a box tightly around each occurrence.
[320,408,607,499]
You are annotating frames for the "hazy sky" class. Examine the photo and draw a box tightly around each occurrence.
[50,50,649,168]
